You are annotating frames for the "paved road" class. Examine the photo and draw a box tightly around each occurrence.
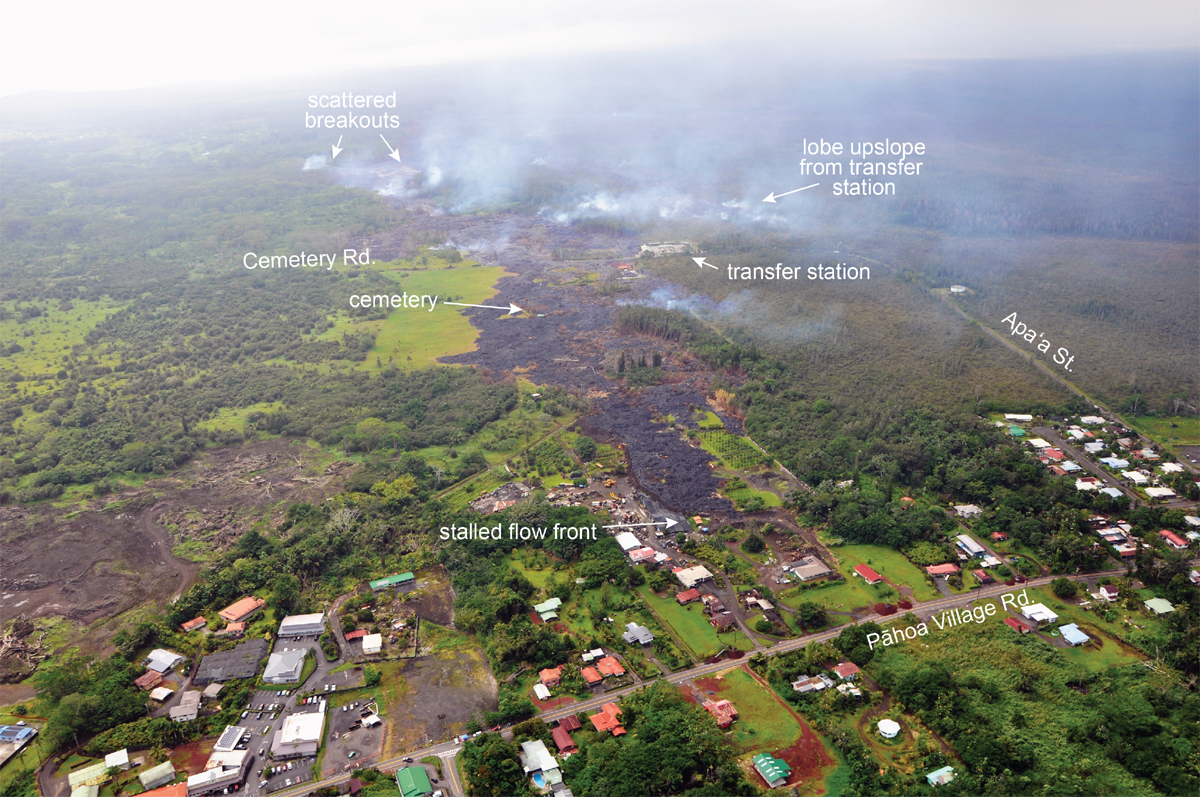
[265,567,1140,797]
[1033,425,1138,504]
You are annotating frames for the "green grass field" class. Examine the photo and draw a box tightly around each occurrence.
[636,586,754,659]
[1127,415,1199,449]
[1018,587,1148,671]
[195,402,283,433]
[779,577,879,613]
[1,297,126,388]
[714,667,805,754]
[697,429,766,469]
[831,544,940,602]
[319,257,512,373]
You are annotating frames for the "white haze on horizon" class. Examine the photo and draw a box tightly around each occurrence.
[2,0,1196,97]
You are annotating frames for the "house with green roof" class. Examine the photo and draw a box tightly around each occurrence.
[752,753,791,788]
[370,573,415,592]
[395,766,432,797]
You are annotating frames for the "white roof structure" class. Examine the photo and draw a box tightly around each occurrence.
[263,650,307,683]
[362,633,383,654]
[1083,442,1105,453]
[1021,603,1058,624]
[1145,487,1176,499]
[518,739,558,774]
[202,683,224,699]
[1099,487,1123,499]
[271,709,326,758]
[103,750,129,770]
[1123,471,1148,484]
[533,683,551,701]
[613,532,641,551]
[1027,438,1051,449]
[1100,457,1129,469]
[878,719,901,738]
[676,565,714,589]
[1079,415,1106,425]
[138,761,176,790]
[1004,414,1033,422]
[1075,478,1101,491]
[1059,624,1089,646]
[68,764,110,790]
[278,613,325,636]
[1183,516,1200,527]
[362,714,382,727]
[954,505,982,518]
[1160,463,1184,473]
[149,686,175,701]
[955,535,986,556]
[169,705,198,722]
[145,649,184,673]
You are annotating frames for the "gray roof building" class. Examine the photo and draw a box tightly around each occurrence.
[194,638,269,684]
[263,650,307,684]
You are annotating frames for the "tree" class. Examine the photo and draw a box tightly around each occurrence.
[754,618,774,634]
[796,601,828,629]
[741,533,765,554]
[1050,577,1078,599]
[270,572,301,615]
[363,666,381,687]
[574,436,597,462]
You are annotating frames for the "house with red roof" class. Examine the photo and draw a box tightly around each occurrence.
[135,670,163,691]
[539,666,563,687]
[597,656,625,677]
[972,569,993,585]
[1159,530,1189,550]
[991,532,1008,542]
[676,588,702,605]
[181,617,207,633]
[853,565,882,585]
[833,662,860,680]
[551,726,577,754]
[925,563,959,577]
[590,703,626,735]
[1003,617,1030,634]
[581,667,603,685]
[703,699,738,728]
[559,715,582,732]
[218,596,265,624]
[345,629,368,640]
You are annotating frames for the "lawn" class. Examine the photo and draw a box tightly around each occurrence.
[504,550,562,590]
[317,257,511,373]
[636,586,755,659]
[715,667,806,754]
[195,402,284,433]
[778,578,880,614]
[1127,415,1199,449]
[1018,587,1148,671]
[832,544,940,602]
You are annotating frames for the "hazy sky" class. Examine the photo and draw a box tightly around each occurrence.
[2,0,1196,97]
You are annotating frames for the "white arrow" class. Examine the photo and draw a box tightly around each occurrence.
[691,257,719,269]
[762,183,820,203]
[443,301,524,315]
[602,518,679,531]
[379,134,402,163]
[331,135,344,160]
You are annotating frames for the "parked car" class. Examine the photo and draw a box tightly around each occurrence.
[347,751,357,760]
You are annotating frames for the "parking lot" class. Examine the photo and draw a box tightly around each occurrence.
[321,696,385,777]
